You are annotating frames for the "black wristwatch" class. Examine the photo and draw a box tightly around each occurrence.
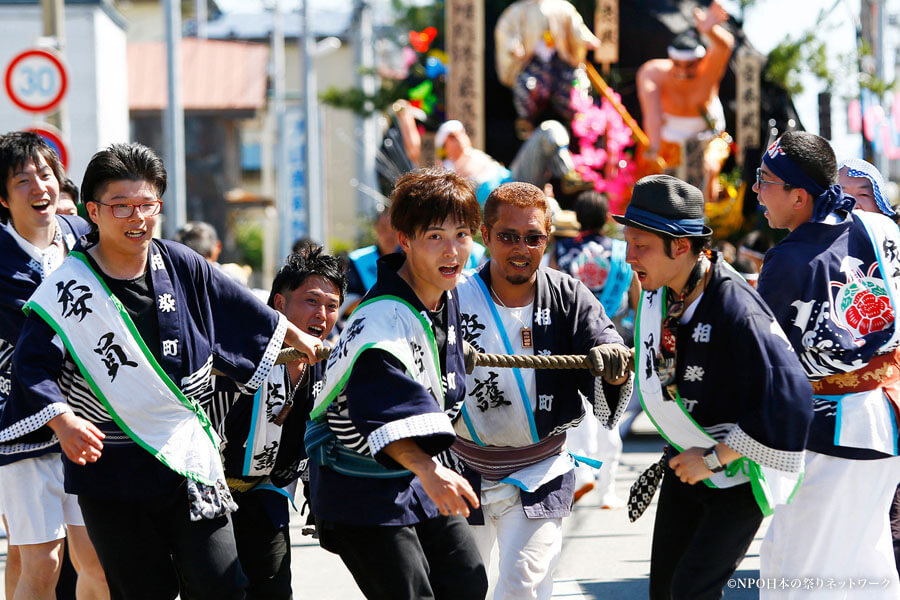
[702,446,725,473]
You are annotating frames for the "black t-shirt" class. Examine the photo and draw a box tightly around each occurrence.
[86,254,160,359]
[69,255,183,500]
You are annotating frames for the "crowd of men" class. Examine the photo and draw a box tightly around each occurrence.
[1,121,899,600]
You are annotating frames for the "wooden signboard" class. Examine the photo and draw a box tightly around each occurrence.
[445,0,485,149]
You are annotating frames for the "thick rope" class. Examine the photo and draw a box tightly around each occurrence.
[471,352,592,370]
[270,344,637,375]
[272,345,593,371]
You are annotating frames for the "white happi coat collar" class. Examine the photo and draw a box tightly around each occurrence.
[3,219,72,278]
[311,295,445,420]
[635,285,801,513]
[25,251,227,491]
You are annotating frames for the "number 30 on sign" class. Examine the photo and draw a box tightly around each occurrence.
[4,48,68,114]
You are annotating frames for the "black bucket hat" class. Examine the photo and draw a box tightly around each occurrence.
[612,174,712,238]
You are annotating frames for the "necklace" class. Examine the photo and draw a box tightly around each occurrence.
[274,363,307,427]
[490,284,534,348]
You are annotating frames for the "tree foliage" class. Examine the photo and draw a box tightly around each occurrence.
[320,1,445,117]
[760,0,893,99]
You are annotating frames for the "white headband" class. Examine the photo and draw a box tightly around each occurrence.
[667,45,706,61]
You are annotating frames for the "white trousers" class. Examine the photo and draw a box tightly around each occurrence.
[469,488,562,600]
[760,451,900,599]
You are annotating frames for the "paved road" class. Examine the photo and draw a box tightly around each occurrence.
[289,421,764,600]
[0,423,764,599]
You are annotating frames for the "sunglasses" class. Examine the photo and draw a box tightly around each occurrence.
[493,231,548,248]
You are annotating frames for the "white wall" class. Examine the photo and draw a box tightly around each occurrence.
[0,4,128,185]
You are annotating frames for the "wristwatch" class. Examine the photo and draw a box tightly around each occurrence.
[702,446,725,473]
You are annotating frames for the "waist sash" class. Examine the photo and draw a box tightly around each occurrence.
[25,252,225,488]
[308,296,448,478]
[635,286,800,516]
[451,434,565,481]
[305,420,411,479]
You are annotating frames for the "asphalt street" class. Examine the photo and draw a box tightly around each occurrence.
[0,417,765,599]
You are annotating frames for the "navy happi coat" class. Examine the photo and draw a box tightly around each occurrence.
[1,239,286,498]
[0,214,90,462]
[309,253,467,526]
[657,253,812,469]
[758,212,900,459]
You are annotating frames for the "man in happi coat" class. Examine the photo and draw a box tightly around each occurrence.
[616,174,812,600]
[452,181,633,599]
[756,131,900,599]
[0,142,324,599]
[307,168,487,600]
[0,131,107,599]
[210,246,346,599]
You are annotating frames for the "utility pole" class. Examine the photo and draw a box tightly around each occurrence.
[163,0,187,238]
[859,0,887,168]
[195,0,208,39]
[273,0,291,261]
[302,0,325,245]
[40,0,67,136]
[353,0,378,217]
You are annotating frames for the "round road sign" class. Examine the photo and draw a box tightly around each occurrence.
[25,124,68,171]
[5,48,68,114]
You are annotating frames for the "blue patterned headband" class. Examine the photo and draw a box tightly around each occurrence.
[762,137,854,222]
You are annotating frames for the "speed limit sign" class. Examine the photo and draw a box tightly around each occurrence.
[4,48,68,114]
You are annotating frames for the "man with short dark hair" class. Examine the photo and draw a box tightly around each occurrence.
[617,174,812,600]
[175,221,222,263]
[453,181,633,599]
[756,131,900,599]
[0,131,107,600]
[1,142,324,600]
[308,168,487,600]
[58,178,79,217]
[212,245,347,599]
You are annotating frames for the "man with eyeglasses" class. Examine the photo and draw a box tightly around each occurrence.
[0,131,108,599]
[616,174,811,600]
[453,181,633,599]
[0,142,325,599]
[636,1,733,201]
[755,132,900,599]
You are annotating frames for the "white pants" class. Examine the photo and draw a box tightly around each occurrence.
[0,453,84,545]
[469,486,562,600]
[760,451,900,599]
